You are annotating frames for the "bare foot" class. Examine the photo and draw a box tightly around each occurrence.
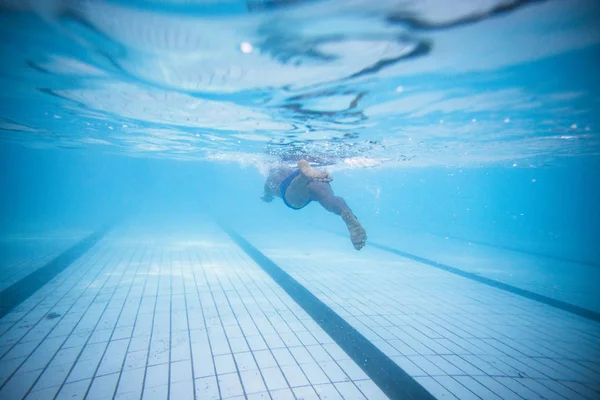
[341,210,367,250]
[297,160,333,182]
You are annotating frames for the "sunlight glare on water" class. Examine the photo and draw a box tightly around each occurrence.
[0,0,599,171]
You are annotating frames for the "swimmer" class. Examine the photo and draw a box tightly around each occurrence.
[261,160,367,250]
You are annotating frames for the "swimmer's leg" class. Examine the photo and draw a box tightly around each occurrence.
[308,181,366,250]
[298,160,333,182]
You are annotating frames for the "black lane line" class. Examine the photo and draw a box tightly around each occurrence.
[221,226,435,400]
[397,225,599,269]
[364,241,600,324]
[0,223,114,319]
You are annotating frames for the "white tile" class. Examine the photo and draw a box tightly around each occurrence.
[253,350,278,370]
[215,353,237,375]
[262,334,285,349]
[434,376,479,400]
[229,338,249,354]
[145,363,169,388]
[290,348,315,366]
[170,380,194,400]
[3,340,40,360]
[55,378,91,400]
[171,359,193,383]
[320,361,349,383]
[240,369,267,395]
[334,381,368,399]
[271,348,296,367]
[233,352,258,372]
[314,383,344,400]
[245,336,268,352]
[217,372,244,399]
[300,363,330,386]
[270,387,296,400]
[89,329,112,344]
[115,367,145,397]
[414,376,458,399]
[123,349,147,371]
[87,373,119,400]
[0,369,41,400]
[142,384,168,400]
[31,363,71,391]
[25,386,61,400]
[408,356,446,376]
[0,356,26,385]
[50,345,82,367]
[306,345,332,363]
[19,336,63,372]
[337,360,369,381]
[97,339,129,376]
[293,385,321,400]
[281,364,309,388]
[261,367,289,391]
[195,376,220,400]
[453,376,503,400]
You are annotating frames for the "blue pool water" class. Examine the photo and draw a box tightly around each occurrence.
[1,1,599,399]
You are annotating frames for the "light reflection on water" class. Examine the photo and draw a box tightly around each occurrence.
[0,0,599,169]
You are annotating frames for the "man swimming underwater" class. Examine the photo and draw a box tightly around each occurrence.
[261,160,367,250]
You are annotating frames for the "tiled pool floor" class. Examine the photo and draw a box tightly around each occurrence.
[0,220,598,400]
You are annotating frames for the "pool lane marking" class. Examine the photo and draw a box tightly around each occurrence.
[0,223,115,319]
[395,225,599,269]
[221,225,435,400]
[320,229,600,324]
[366,242,600,323]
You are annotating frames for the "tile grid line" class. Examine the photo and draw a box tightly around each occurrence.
[80,243,144,397]
[325,229,600,323]
[18,245,121,399]
[52,243,138,398]
[180,249,198,399]
[0,243,119,397]
[223,247,337,398]
[111,242,155,399]
[0,223,114,319]
[229,243,359,397]
[22,244,123,398]
[221,225,436,400]
[248,250,490,400]
[203,247,278,399]
[260,247,551,399]
[0,242,104,360]
[89,243,149,397]
[313,230,600,399]
[225,247,369,398]
[187,249,223,399]
[196,247,250,399]
[140,246,164,399]
[412,305,592,395]
[213,245,329,398]
[394,224,599,269]
[228,244,356,398]
[167,249,174,399]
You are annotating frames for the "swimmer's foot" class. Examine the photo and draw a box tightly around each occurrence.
[298,160,332,182]
[341,210,367,250]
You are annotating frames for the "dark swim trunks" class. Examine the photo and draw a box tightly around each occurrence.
[280,169,312,210]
